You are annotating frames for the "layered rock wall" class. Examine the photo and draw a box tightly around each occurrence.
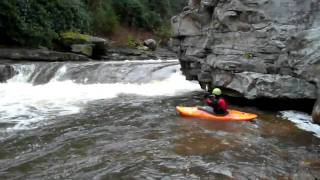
[171,0,320,122]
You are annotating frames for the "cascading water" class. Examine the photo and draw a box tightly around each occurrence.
[0,60,200,132]
[0,60,319,179]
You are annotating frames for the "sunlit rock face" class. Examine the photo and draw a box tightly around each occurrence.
[171,0,320,122]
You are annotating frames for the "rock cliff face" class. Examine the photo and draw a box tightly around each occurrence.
[171,0,320,122]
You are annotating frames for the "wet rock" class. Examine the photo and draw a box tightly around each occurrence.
[171,0,320,119]
[0,48,90,61]
[143,39,157,51]
[0,64,16,82]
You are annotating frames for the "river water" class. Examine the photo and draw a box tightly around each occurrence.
[0,60,319,179]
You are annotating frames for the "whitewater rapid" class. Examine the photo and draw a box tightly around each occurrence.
[280,111,320,138]
[0,61,201,131]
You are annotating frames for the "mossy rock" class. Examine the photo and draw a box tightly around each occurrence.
[59,31,108,58]
[60,32,91,44]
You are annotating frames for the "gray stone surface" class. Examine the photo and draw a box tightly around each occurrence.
[171,0,320,123]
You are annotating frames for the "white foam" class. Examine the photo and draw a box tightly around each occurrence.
[0,71,200,131]
[280,111,320,138]
[8,64,36,83]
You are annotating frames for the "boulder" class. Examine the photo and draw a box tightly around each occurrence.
[143,39,157,51]
[60,32,109,58]
[0,64,16,82]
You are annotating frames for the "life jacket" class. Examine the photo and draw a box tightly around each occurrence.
[217,98,228,112]
[213,97,228,114]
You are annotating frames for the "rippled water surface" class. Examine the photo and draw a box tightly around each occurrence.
[0,61,319,179]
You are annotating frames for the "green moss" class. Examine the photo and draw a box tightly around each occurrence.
[60,32,91,42]
[244,52,254,59]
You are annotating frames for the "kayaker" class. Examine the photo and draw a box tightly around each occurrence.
[204,88,228,115]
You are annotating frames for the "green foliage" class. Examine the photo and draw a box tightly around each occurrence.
[0,0,90,46]
[112,0,150,29]
[155,25,172,45]
[0,0,187,47]
[112,0,186,30]
[127,35,140,47]
[86,0,118,35]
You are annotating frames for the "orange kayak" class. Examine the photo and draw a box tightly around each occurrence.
[176,106,257,122]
